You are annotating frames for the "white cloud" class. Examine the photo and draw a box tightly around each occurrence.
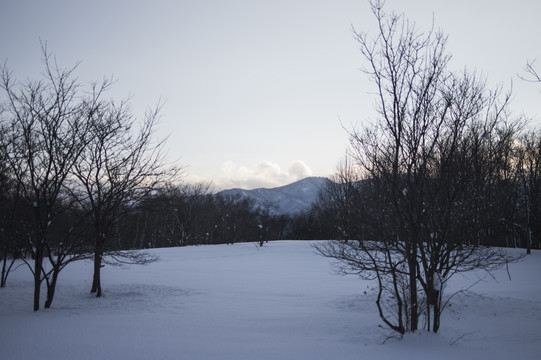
[288,160,313,181]
[208,160,313,190]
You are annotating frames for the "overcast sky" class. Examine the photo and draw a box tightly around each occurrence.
[2,0,540,190]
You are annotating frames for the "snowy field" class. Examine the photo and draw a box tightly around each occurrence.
[1,240,540,360]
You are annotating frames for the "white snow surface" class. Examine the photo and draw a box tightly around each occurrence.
[1,241,540,360]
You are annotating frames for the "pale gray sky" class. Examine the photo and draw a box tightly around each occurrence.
[1,0,540,189]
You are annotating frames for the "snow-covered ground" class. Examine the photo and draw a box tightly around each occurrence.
[1,241,540,360]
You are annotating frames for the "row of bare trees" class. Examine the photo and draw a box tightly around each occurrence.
[315,1,540,336]
[126,185,291,248]
[0,46,177,310]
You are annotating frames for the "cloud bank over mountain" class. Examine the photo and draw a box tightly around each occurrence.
[194,160,314,190]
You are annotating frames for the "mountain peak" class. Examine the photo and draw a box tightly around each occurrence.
[218,176,330,215]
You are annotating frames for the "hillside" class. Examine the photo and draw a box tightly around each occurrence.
[218,176,330,215]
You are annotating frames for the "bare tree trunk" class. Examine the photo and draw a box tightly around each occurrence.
[44,268,60,309]
[1,251,11,287]
[1,254,17,288]
[1,252,6,288]
[433,295,441,333]
[91,237,104,297]
[408,254,418,332]
[33,247,43,311]
[526,192,532,255]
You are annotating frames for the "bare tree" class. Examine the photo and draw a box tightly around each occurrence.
[516,61,541,253]
[316,0,520,334]
[514,130,541,254]
[71,95,177,297]
[318,156,364,241]
[0,46,94,310]
[0,127,23,287]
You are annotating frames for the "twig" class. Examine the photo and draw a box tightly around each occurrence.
[449,330,480,346]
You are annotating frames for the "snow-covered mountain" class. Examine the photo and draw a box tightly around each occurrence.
[218,177,330,215]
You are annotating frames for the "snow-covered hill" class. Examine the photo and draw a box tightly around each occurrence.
[218,176,330,215]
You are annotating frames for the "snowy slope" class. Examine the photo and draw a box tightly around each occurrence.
[1,241,540,360]
[218,176,330,215]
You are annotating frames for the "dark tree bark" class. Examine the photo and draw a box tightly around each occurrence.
[91,237,105,297]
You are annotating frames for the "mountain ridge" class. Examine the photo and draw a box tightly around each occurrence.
[218,176,330,215]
